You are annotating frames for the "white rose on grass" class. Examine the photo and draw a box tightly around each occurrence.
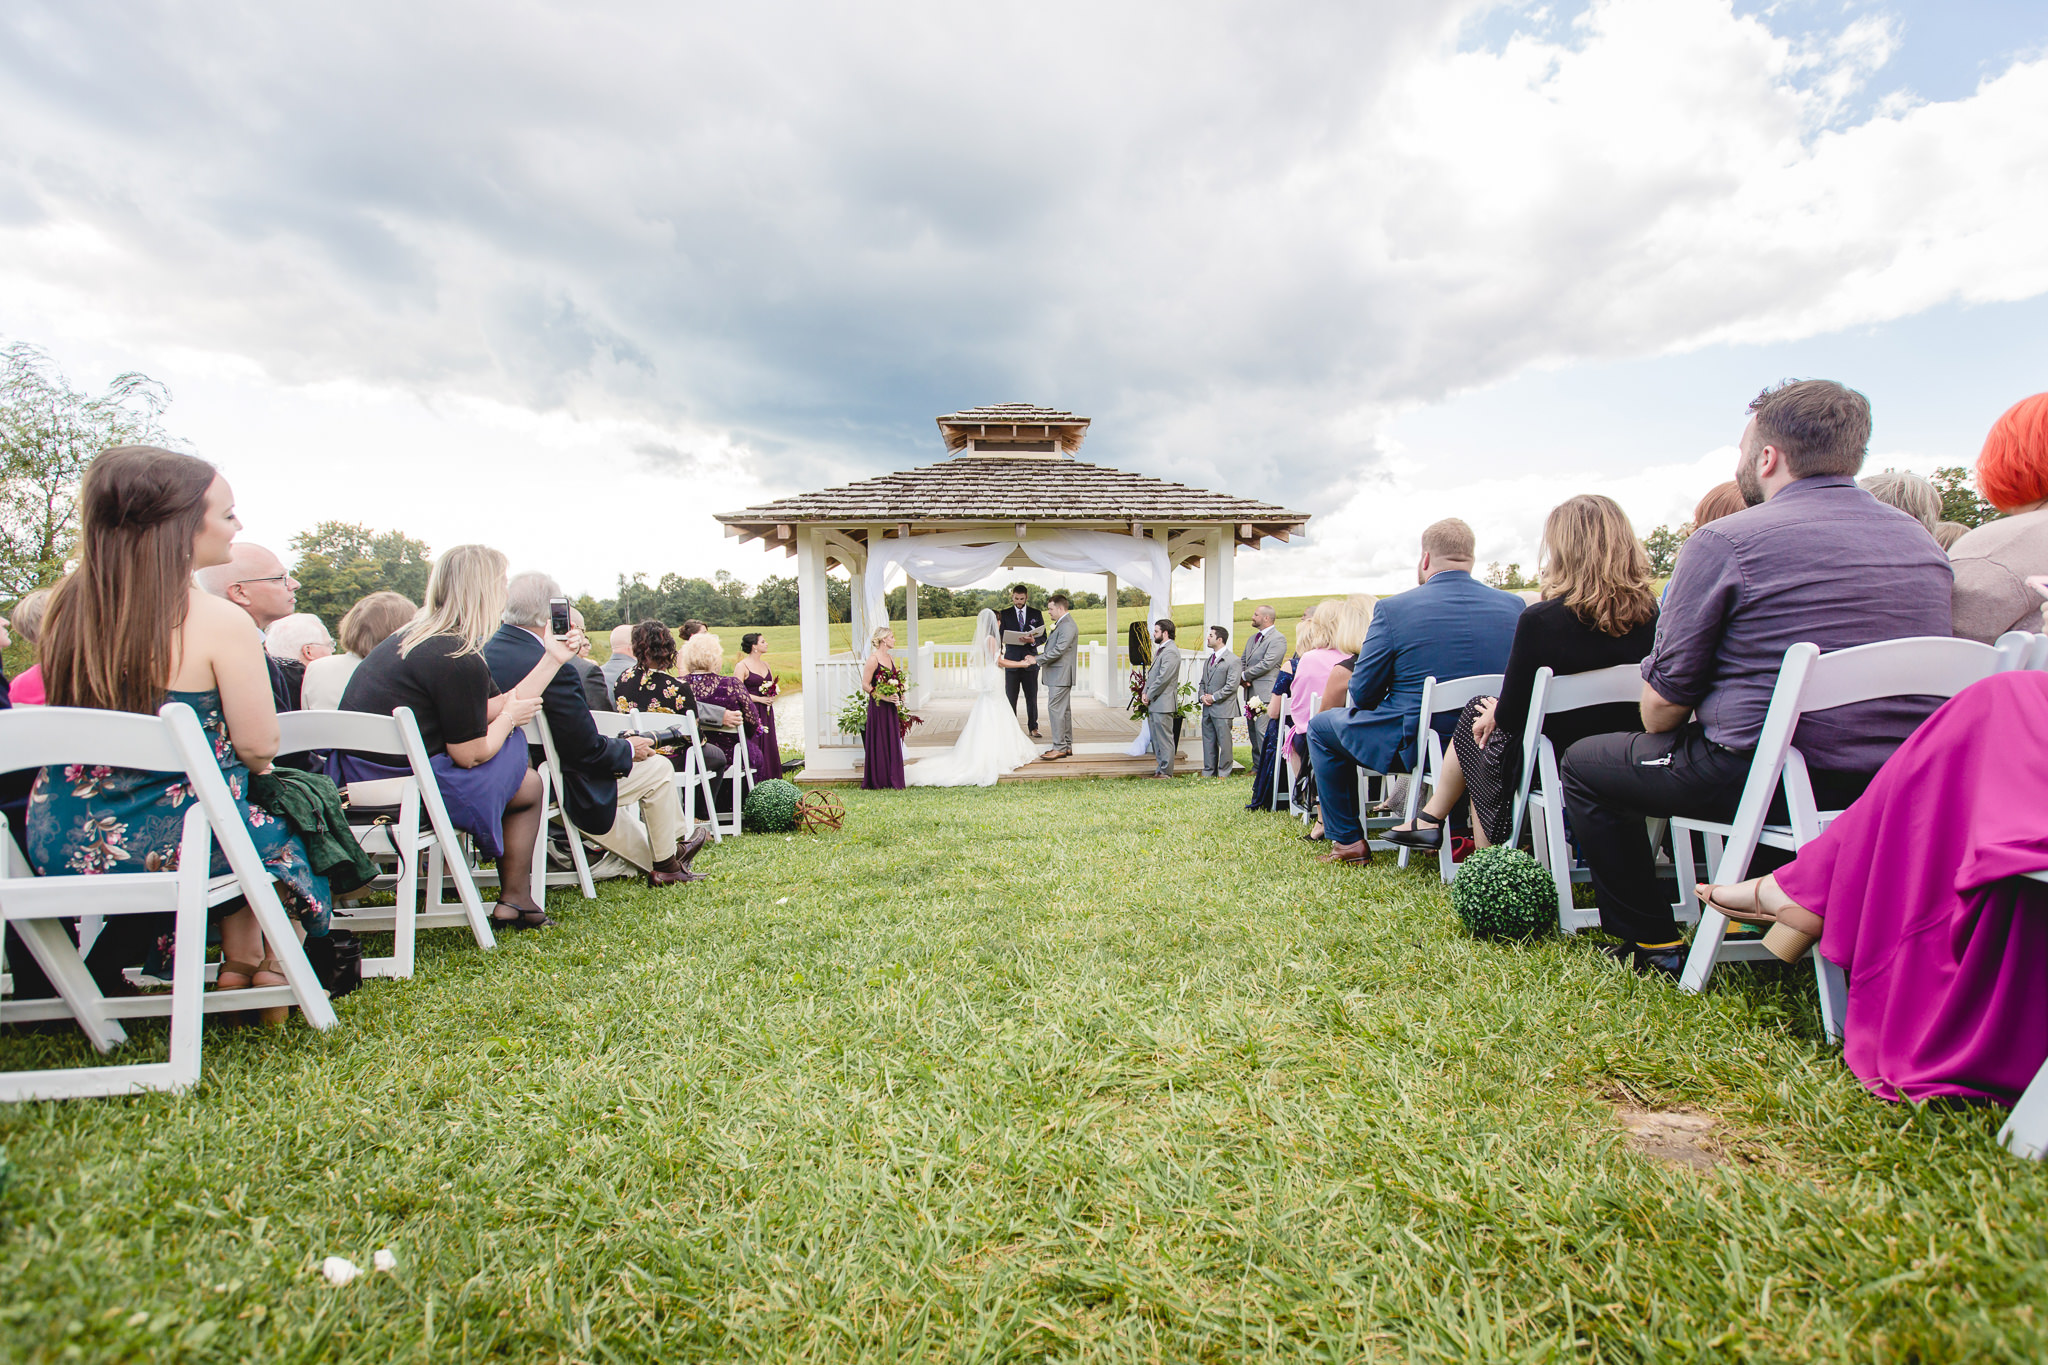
[373,1249,398,1273]
[320,1257,361,1286]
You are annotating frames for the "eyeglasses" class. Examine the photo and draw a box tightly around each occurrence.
[236,574,297,587]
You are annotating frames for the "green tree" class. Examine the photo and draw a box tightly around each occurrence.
[1483,562,1536,591]
[0,341,172,600]
[287,521,434,630]
[1642,523,1690,578]
[1931,466,1999,529]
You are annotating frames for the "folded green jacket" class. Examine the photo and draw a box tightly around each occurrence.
[249,766,378,896]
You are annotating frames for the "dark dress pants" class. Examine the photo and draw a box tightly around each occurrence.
[1560,725,1874,947]
[1005,663,1039,730]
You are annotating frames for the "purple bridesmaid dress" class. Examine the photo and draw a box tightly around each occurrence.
[862,661,906,790]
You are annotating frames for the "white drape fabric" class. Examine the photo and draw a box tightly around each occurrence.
[863,529,1170,630]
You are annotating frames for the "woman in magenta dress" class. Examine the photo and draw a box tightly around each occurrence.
[860,626,906,790]
[1698,668,2048,1107]
[678,631,769,780]
[733,631,783,780]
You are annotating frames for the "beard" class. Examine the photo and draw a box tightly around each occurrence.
[1735,446,1766,506]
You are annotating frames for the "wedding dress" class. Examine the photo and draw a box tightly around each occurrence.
[906,610,1044,787]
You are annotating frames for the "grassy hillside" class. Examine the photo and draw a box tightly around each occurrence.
[692,594,1337,693]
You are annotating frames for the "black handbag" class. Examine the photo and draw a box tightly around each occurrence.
[302,929,364,1001]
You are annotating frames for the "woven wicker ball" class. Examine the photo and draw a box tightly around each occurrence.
[1449,846,1556,940]
[742,778,802,833]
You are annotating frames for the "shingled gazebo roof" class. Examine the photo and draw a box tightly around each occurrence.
[715,454,1309,562]
[934,403,1092,454]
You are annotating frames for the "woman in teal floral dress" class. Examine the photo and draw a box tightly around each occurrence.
[28,446,331,1006]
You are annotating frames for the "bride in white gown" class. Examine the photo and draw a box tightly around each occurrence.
[906,609,1045,787]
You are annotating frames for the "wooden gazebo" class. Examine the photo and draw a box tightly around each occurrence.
[716,403,1309,772]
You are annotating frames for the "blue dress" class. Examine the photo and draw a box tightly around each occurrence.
[27,688,331,933]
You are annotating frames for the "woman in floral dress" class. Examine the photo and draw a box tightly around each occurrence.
[613,619,703,775]
[28,445,330,1007]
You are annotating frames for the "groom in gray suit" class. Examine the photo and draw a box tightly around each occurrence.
[1144,618,1182,778]
[1197,625,1243,777]
[1033,592,1079,759]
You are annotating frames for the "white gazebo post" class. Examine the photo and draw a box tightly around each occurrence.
[1103,571,1119,702]
[1204,525,1234,638]
[795,527,829,759]
[904,570,920,697]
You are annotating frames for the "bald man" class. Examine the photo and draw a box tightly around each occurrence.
[601,624,635,695]
[195,542,304,714]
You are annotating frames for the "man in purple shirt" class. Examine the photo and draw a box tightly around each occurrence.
[1561,380,1953,978]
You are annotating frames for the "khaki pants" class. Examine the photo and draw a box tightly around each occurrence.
[584,755,681,871]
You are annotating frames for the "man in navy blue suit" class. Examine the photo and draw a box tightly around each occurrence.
[1307,519,1524,865]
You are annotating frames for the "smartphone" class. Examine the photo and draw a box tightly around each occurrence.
[549,596,571,636]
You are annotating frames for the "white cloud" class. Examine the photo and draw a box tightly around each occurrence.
[0,0,2041,597]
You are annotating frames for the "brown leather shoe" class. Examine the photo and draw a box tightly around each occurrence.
[1316,840,1372,865]
[1040,747,1071,760]
[649,832,712,887]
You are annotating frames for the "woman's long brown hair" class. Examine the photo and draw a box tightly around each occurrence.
[42,446,219,714]
[1538,494,1659,637]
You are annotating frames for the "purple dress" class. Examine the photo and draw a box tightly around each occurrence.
[683,673,770,779]
[1773,671,2048,1105]
[739,667,783,780]
[862,660,906,790]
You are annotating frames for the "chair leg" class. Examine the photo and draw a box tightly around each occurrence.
[1815,955,1848,1045]
[13,918,125,1052]
[164,865,210,1093]
[390,800,419,980]
[1998,1060,2048,1160]
[1672,827,1698,924]
[1545,800,1574,934]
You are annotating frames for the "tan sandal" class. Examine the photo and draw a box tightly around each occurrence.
[215,959,263,992]
[252,957,291,1026]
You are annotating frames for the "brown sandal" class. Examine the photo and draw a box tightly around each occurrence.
[215,959,263,992]
[252,957,291,1026]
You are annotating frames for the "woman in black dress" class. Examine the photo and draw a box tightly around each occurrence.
[1387,495,1658,852]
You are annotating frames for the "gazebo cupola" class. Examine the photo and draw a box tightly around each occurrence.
[937,403,1091,458]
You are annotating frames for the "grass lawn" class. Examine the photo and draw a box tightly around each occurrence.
[2,778,2042,1362]
[703,595,1333,694]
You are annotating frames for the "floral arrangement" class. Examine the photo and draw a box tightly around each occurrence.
[837,691,870,736]
[1246,694,1271,718]
[1127,670,1200,722]
[838,679,922,739]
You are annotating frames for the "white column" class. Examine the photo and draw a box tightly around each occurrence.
[1202,527,1227,636]
[796,528,828,766]
[904,572,920,686]
[1212,527,1235,638]
[1103,570,1120,702]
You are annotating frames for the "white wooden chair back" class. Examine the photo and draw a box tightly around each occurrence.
[1675,636,2006,1040]
[603,708,724,844]
[1508,663,1646,932]
[527,714,599,905]
[1397,673,1505,875]
[697,709,753,839]
[1994,628,2048,672]
[280,705,496,970]
[0,703,336,1100]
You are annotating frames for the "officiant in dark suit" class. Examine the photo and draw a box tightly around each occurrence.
[1000,583,1046,740]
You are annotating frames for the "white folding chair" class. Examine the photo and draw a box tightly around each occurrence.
[1995,628,2048,672]
[1275,690,1317,820]
[1395,673,1504,874]
[1999,868,2048,1160]
[700,713,754,839]
[0,703,337,1100]
[602,709,725,844]
[1508,664,1646,931]
[278,706,497,978]
[1675,637,2007,1041]
[528,715,598,904]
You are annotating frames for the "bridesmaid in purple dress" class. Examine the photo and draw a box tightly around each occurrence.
[861,626,906,790]
[734,631,783,780]
[1698,669,2048,1107]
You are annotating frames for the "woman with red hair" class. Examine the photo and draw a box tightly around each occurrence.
[1950,392,2048,642]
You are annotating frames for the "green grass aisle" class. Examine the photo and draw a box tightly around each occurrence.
[1,779,2043,1361]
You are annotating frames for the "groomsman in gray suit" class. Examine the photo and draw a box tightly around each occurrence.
[1198,625,1243,777]
[1033,593,1079,759]
[1238,605,1285,753]
[1144,619,1182,778]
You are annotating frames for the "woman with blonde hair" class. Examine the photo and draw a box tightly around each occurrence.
[1313,593,1378,715]
[678,630,770,777]
[337,544,570,930]
[860,624,906,789]
[1388,495,1659,853]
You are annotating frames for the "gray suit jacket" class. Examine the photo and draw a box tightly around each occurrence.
[1037,614,1079,685]
[1145,642,1181,714]
[1239,627,1285,698]
[1198,650,1242,718]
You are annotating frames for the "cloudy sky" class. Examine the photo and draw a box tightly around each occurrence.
[3,0,2045,600]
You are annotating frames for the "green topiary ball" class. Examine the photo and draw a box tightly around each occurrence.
[743,778,802,833]
[1449,846,1556,940]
